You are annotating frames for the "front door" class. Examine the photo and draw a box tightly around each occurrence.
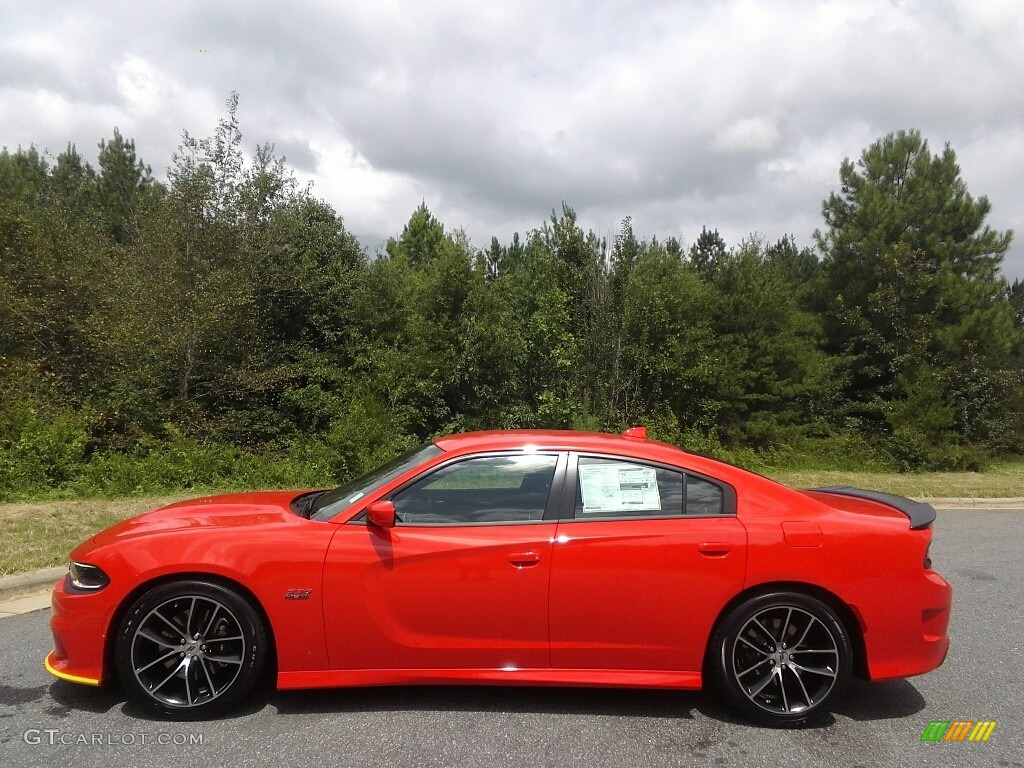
[322,452,563,671]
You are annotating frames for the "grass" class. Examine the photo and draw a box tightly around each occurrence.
[2,458,1022,577]
[768,457,1024,498]
[0,494,193,576]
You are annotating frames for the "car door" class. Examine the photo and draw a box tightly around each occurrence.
[322,452,564,671]
[548,453,747,675]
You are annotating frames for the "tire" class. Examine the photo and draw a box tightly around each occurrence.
[709,591,852,727]
[115,580,267,719]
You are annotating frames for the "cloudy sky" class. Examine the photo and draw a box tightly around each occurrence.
[2,0,1022,276]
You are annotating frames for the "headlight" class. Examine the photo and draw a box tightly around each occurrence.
[69,561,110,591]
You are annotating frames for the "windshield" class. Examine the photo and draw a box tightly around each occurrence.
[310,443,444,521]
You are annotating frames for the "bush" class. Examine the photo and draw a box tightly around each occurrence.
[0,408,90,499]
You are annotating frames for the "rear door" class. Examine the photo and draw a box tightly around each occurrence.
[549,453,747,674]
[323,452,564,671]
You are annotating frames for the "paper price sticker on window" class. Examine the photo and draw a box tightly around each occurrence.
[579,464,661,513]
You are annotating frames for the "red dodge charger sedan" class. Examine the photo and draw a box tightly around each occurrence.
[46,428,951,726]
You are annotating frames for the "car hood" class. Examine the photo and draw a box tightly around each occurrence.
[89,490,305,546]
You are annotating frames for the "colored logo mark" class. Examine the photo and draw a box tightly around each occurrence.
[921,720,997,742]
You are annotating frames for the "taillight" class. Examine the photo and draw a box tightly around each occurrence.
[924,542,932,570]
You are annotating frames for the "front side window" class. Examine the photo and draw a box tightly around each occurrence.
[574,456,726,518]
[311,443,444,521]
[392,454,558,525]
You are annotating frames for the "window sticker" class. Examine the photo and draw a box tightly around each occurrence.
[579,463,661,513]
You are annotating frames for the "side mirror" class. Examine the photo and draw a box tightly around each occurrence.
[367,500,396,528]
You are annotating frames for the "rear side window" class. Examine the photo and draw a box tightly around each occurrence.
[686,474,724,516]
[393,454,558,524]
[574,457,727,518]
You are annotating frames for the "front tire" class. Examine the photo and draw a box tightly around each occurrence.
[710,592,852,727]
[115,580,267,718]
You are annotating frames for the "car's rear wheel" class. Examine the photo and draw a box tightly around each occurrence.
[710,592,852,727]
[115,580,267,718]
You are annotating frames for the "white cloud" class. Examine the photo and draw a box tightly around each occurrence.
[0,0,1021,276]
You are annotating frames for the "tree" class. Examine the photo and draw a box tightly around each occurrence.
[817,129,1021,454]
[818,130,1010,296]
[1010,279,1024,329]
[96,128,155,244]
[0,145,49,202]
[688,227,727,273]
[386,202,447,266]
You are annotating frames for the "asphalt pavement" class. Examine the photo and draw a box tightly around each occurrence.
[1,508,1022,768]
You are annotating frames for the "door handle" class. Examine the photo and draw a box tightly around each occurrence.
[698,542,732,557]
[508,551,541,568]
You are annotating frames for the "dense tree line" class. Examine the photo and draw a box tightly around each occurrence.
[1,97,1021,497]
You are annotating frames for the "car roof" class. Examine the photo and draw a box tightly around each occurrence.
[433,429,686,459]
[429,429,771,490]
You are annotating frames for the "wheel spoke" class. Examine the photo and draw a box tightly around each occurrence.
[789,661,836,678]
[779,608,793,645]
[790,664,814,708]
[203,653,243,665]
[186,597,198,638]
[136,648,179,674]
[791,616,815,649]
[184,658,193,705]
[153,609,187,640]
[778,667,790,712]
[738,635,771,655]
[737,657,772,677]
[748,667,779,697]
[137,629,179,649]
[199,657,218,696]
[151,659,186,693]
[201,604,220,637]
[752,618,777,644]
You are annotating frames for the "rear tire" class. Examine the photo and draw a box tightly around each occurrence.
[115,580,267,718]
[710,592,852,727]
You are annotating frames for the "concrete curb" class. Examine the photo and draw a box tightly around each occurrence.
[927,498,1024,509]
[0,566,65,603]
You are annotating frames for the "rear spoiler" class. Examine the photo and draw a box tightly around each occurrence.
[811,486,937,529]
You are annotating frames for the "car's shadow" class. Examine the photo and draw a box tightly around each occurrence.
[47,676,926,727]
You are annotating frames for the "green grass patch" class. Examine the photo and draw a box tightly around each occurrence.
[0,496,192,576]
[768,457,1024,498]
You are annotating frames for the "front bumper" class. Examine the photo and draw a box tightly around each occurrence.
[45,575,111,686]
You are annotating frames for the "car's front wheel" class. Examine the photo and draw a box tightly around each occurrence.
[710,592,852,727]
[115,580,267,718]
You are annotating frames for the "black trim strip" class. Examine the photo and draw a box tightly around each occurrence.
[811,485,937,529]
[543,453,568,521]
